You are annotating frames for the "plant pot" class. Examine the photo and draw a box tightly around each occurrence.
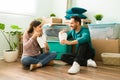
[3,49,18,62]
[96,20,101,24]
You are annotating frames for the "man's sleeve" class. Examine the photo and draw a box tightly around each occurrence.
[77,29,90,44]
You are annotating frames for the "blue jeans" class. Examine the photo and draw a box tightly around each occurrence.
[21,52,57,67]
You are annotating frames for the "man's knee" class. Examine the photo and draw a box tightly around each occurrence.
[61,54,66,60]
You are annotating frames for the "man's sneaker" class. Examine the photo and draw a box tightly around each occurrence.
[87,59,97,68]
[68,61,80,74]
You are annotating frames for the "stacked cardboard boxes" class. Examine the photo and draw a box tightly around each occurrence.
[92,39,120,61]
[88,23,120,62]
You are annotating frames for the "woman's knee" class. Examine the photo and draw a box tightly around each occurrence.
[21,58,30,66]
[21,56,34,66]
[50,52,57,58]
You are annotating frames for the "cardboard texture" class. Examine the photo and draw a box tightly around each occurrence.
[92,39,120,61]
[42,18,62,24]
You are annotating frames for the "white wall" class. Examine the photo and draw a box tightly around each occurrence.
[35,0,52,18]
[72,0,120,23]
[36,0,67,18]
[0,0,66,30]
[52,0,67,18]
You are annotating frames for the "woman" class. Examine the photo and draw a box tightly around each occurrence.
[21,20,57,71]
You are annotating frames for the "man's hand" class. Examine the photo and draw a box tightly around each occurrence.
[60,40,69,45]
[60,40,78,45]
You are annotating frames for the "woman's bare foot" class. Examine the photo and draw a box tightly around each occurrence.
[30,63,42,71]
[47,60,54,66]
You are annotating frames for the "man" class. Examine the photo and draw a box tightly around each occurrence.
[60,16,97,74]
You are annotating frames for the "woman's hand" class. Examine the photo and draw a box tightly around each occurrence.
[43,48,49,54]
[43,43,49,54]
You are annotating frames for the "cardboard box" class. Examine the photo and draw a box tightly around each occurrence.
[42,17,62,24]
[92,39,120,61]
[101,53,120,65]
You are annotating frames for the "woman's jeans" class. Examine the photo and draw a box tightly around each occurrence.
[21,52,57,67]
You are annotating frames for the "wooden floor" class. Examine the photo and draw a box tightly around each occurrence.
[0,59,120,80]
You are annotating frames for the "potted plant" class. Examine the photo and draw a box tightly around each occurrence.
[0,23,22,62]
[94,14,103,24]
[50,13,56,17]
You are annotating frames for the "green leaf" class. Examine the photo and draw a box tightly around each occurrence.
[10,25,21,30]
[13,42,17,50]
[0,23,5,30]
[1,23,22,51]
